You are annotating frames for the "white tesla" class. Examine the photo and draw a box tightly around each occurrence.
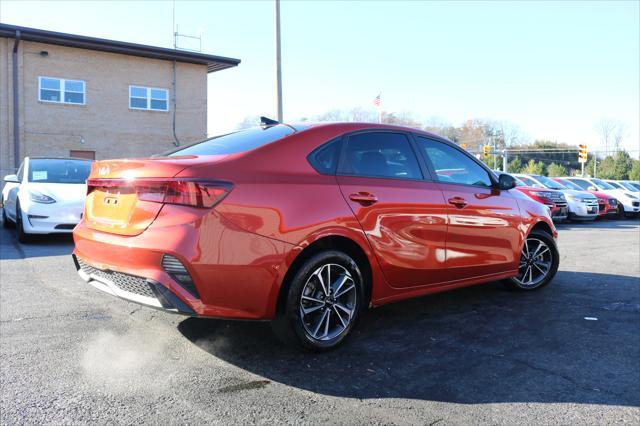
[2,157,92,242]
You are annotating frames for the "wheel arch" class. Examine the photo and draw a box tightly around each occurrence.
[530,220,553,237]
[275,234,373,316]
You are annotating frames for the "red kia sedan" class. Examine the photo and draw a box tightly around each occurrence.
[73,122,559,350]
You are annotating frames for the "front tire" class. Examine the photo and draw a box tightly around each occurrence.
[15,201,32,244]
[2,202,13,228]
[272,250,365,351]
[507,230,559,290]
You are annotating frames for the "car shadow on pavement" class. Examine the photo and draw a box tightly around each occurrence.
[178,271,639,407]
[0,229,74,260]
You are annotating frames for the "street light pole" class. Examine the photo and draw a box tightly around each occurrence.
[275,0,283,122]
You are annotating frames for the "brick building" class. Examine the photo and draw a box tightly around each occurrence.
[0,23,240,177]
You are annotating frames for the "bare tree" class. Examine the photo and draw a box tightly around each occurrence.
[348,107,375,123]
[596,119,618,156]
[316,109,345,122]
[235,115,261,130]
[613,122,626,152]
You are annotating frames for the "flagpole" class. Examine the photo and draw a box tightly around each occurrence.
[275,0,283,122]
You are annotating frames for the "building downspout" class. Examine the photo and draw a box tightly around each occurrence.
[171,60,180,146]
[12,30,21,168]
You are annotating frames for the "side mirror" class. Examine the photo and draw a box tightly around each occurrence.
[498,174,516,190]
[587,186,597,191]
[3,174,18,183]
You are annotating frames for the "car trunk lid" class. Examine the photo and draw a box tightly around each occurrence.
[84,156,229,236]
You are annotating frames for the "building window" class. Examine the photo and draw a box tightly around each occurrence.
[129,86,169,111]
[38,77,86,105]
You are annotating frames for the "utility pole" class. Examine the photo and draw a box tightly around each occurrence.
[275,0,283,122]
[493,137,497,170]
[502,149,508,172]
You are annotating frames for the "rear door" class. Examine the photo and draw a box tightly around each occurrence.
[336,131,449,288]
[413,137,521,280]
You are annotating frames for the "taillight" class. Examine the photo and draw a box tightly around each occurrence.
[87,179,232,208]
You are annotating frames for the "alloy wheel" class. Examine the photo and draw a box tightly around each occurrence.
[299,263,357,341]
[513,237,553,288]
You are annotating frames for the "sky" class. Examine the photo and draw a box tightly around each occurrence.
[1,0,638,154]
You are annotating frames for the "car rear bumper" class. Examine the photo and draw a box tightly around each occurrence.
[73,254,195,315]
[72,205,292,320]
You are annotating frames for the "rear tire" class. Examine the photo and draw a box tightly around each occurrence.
[506,229,559,291]
[15,201,32,244]
[272,250,365,351]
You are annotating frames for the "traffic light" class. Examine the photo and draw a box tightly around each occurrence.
[578,144,588,163]
[483,145,491,158]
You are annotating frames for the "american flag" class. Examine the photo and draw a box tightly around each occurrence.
[373,94,381,107]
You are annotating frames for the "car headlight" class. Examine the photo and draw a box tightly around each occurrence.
[624,192,638,200]
[530,191,555,199]
[29,190,56,204]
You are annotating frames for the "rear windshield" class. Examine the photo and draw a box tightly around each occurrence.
[166,125,295,156]
[28,159,92,184]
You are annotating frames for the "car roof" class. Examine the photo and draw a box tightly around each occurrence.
[26,156,93,162]
[295,122,446,141]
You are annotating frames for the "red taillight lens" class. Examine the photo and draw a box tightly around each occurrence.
[87,179,232,208]
[158,181,231,208]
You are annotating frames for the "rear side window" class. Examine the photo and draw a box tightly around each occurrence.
[415,137,492,187]
[339,132,422,180]
[166,125,294,156]
[308,139,341,175]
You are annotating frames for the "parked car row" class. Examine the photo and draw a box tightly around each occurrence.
[495,171,639,221]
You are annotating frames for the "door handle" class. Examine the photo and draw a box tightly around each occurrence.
[349,192,378,205]
[448,197,467,208]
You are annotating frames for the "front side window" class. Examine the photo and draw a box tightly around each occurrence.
[27,159,92,184]
[16,163,24,182]
[339,132,422,180]
[129,86,169,111]
[39,77,85,105]
[416,137,492,187]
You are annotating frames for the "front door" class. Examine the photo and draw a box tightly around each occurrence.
[336,131,448,288]
[413,137,522,280]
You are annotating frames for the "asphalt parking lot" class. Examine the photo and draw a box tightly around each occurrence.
[1,218,639,424]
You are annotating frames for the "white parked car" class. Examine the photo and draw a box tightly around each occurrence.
[605,180,640,194]
[514,174,598,221]
[2,157,92,242]
[564,177,640,218]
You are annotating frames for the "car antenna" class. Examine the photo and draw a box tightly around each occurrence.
[260,116,280,127]
[260,116,298,133]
